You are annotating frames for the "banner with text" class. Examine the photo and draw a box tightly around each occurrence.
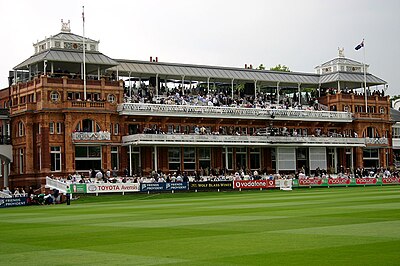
[233,180,275,189]
[189,181,233,191]
[0,197,28,208]
[86,183,140,193]
[381,177,400,185]
[140,182,188,192]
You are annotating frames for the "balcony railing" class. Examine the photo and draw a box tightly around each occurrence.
[365,137,388,145]
[118,103,353,122]
[72,131,111,141]
[122,134,366,147]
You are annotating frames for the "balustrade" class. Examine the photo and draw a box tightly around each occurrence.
[118,103,353,121]
[72,131,111,141]
[122,134,366,146]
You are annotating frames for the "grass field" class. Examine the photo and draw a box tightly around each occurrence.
[1,186,400,265]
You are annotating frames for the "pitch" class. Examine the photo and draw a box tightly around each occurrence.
[1,186,400,265]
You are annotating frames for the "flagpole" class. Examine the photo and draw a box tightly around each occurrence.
[82,6,86,101]
[363,39,367,113]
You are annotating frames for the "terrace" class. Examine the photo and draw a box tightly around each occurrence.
[118,103,353,122]
[122,133,366,147]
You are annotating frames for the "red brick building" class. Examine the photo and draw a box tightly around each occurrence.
[0,22,392,189]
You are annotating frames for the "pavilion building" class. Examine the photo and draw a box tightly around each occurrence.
[1,21,391,188]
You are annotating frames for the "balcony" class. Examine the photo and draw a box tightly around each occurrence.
[365,137,388,145]
[72,131,111,142]
[122,134,366,147]
[118,103,353,122]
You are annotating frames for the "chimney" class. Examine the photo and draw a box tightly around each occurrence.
[150,56,152,62]
[245,64,247,69]
[250,64,253,69]
[156,57,158,62]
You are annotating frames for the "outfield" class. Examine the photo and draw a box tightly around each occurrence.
[1,186,400,265]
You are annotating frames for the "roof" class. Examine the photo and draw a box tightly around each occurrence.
[317,57,368,68]
[14,49,118,70]
[112,59,321,85]
[50,32,98,43]
[319,72,386,85]
[391,108,400,122]
[111,59,386,87]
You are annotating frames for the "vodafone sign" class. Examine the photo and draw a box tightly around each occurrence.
[298,178,323,186]
[233,180,275,189]
[382,177,400,184]
[355,178,378,185]
[328,178,350,185]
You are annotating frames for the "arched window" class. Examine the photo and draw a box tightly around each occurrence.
[75,119,101,132]
[363,127,380,138]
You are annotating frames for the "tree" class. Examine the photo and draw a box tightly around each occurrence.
[270,64,291,72]
[257,64,265,70]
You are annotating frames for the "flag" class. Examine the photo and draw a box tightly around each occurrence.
[82,6,85,23]
[355,40,364,50]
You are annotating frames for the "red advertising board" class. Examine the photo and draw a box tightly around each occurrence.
[355,178,378,185]
[382,177,400,184]
[328,178,351,185]
[298,178,323,186]
[233,180,275,189]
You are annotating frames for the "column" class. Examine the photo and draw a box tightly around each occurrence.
[129,144,132,177]
[154,146,158,172]
[298,83,301,105]
[129,72,132,98]
[231,79,235,99]
[254,80,257,100]
[156,73,159,97]
[276,82,280,104]
[207,77,210,94]
[3,162,9,188]
[225,146,229,171]
[181,75,185,95]
[334,148,337,173]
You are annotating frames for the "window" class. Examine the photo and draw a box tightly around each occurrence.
[222,148,233,170]
[113,123,119,135]
[50,91,60,102]
[168,148,181,170]
[75,146,102,171]
[198,147,211,170]
[250,148,260,170]
[363,148,379,168]
[19,148,24,174]
[56,122,62,134]
[364,127,379,138]
[111,146,119,170]
[107,94,116,103]
[51,146,61,172]
[49,122,55,134]
[380,107,385,114]
[183,147,196,170]
[76,119,101,132]
[236,147,247,170]
[18,122,25,137]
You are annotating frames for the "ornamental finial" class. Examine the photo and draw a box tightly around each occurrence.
[61,19,71,32]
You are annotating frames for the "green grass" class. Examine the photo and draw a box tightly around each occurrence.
[1,186,400,265]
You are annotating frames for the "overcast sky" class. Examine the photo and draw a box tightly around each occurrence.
[0,0,399,95]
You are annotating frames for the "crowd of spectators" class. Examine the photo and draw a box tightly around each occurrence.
[124,84,321,111]
[43,165,400,188]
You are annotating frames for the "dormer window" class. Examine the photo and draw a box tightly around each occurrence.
[55,41,61,48]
